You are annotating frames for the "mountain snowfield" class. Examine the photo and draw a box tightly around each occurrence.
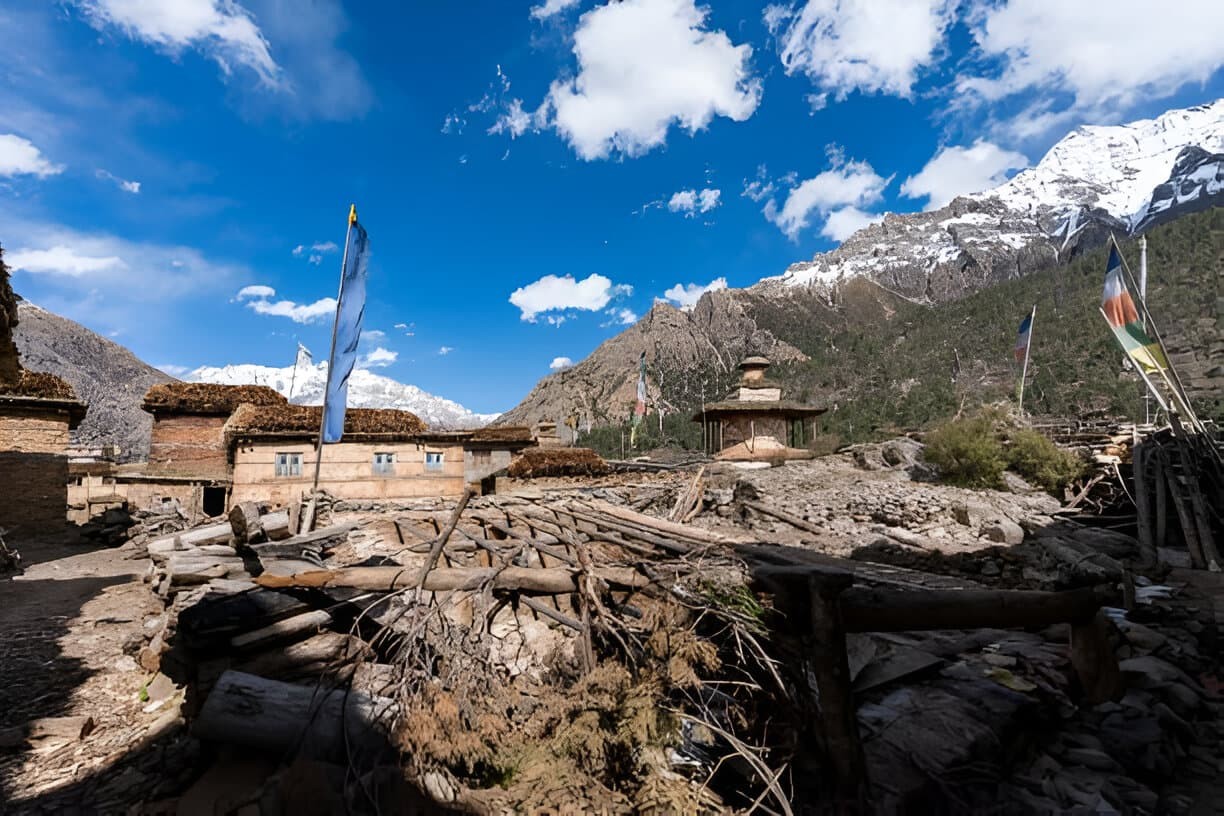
[765,100,1224,294]
[191,346,499,429]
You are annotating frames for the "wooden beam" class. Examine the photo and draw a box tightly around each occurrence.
[838,585,1110,633]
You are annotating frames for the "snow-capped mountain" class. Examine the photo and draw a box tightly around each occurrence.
[762,100,1224,301]
[192,346,499,429]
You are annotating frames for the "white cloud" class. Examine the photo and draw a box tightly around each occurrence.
[307,254,323,265]
[667,188,721,217]
[742,164,776,203]
[550,356,574,371]
[156,363,191,378]
[294,240,338,262]
[605,307,637,326]
[235,285,335,323]
[6,245,125,276]
[531,0,581,20]
[0,216,243,312]
[236,284,276,299]
[766,0,956,100]
[311,241,338,253]
[510,272,632,322]
[291,244,305,257]
[78,0,282,87]
[360,329,386,342]
[900,140,1029,210]
[959,0,1224,115]
[358,347,397,368]
[490,98,548,138]
[95,168,140,193]
[438,346,454,355]
[762,154,891,239]
[662,277,727,309]
[821,206,882,241]
[537,0,761,160]
[0,133,64,177]
[805,92,828,113]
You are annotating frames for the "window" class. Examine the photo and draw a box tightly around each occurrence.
[425,451,444,471]
[471,450,492,465]
[373,452,396,475]
[704,420,722,455]
[275,452,303,477]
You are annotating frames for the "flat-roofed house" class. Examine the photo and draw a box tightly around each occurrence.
[464,425,536,490]
[693,356,826,462]
[225,404,466,505]
[0,371,88,536]
[124,382,288,517]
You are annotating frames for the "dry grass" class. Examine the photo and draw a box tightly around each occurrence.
[225,403,426,437]
[507,447,610,478]
[0,370,79,401]
[469,425,534,444]
[142,382,286,414]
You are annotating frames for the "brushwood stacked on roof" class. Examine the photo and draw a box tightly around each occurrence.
[143,382,287,415]
[225,403,426,439]
[507,447,610,478]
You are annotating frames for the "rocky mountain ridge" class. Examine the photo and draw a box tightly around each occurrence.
[13,302,172,460]
[503,100,1224,432]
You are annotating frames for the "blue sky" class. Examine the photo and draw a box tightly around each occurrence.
[1,0,1221,414]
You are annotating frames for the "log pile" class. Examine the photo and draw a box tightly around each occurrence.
[129,479,1224,814]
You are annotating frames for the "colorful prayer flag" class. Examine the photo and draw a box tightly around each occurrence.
[321,206,369,443]
[1101,245,1168,375]
[1014,312,1033,364]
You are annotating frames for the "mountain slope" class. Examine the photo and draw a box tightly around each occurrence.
[192,345,499,429]
[504,100,1224,435]
[13,302,172,460]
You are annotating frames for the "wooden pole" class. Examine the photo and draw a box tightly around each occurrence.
[415,487,474,588]
[1018,305,1035,414]
[303,207,357,533]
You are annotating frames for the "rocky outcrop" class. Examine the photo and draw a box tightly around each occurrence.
[13,303,172,460]
[499,294,805,432]
[1133,146,1224,233]
[0,245,20,385]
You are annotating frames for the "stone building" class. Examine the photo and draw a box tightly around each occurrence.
[120,382,287,517]
[693,356,825,462]
[225,403,466,506]
[0,372,88,536]
[464,425,536,490]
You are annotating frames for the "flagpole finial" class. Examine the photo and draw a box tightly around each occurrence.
[348,204,357,225]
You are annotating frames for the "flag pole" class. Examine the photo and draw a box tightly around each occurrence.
[1018,305,1035,415]
[1110,236,1201,428]
[303,205,356,531]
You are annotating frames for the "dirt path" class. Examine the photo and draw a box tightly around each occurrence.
[0,537,190,813]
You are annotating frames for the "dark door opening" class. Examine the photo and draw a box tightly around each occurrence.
[202,486,226,518]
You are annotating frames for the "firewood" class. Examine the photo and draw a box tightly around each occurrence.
[229,501,265,544]
[255,565,649,594]
[193,671,394,762]
[234,632,366,677]
[261,509,292,541]
[416,488,474,588]
[231,609,333,650]
[177,588,312,645]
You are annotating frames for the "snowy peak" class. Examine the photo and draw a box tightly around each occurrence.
[190,359,499,430]
[989,100,1224,221]
[760,99,1224,300]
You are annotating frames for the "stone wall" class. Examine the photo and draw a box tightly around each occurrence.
[147,415,229,479]
[231,439,466,507]
[0,452,68,537]
[0,410,72,453]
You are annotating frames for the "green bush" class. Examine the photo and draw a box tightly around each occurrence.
[923,417,1007,489]
[1005,428,1085,495]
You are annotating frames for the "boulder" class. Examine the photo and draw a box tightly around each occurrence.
[982,518,1025,546]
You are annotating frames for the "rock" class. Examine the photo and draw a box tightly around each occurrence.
[980,560,1002,577]
[112,654,140,673]
[983,518,1025,546]
[1001,472,1036,494]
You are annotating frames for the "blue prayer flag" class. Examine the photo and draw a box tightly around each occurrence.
[321,208,369,443]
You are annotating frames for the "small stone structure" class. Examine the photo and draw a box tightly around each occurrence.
[464,425,536,488]
[0,378,87,536]
[693,356,826,462]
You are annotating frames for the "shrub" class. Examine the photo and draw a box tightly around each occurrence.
[1005,429,1085,495]
[923,417,1006,489]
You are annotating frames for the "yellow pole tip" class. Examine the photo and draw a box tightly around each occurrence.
[348,204,357,225]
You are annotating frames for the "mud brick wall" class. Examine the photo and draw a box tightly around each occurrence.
[0,412,71,453]
[0,452,68,535]
[147,415,229,479]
